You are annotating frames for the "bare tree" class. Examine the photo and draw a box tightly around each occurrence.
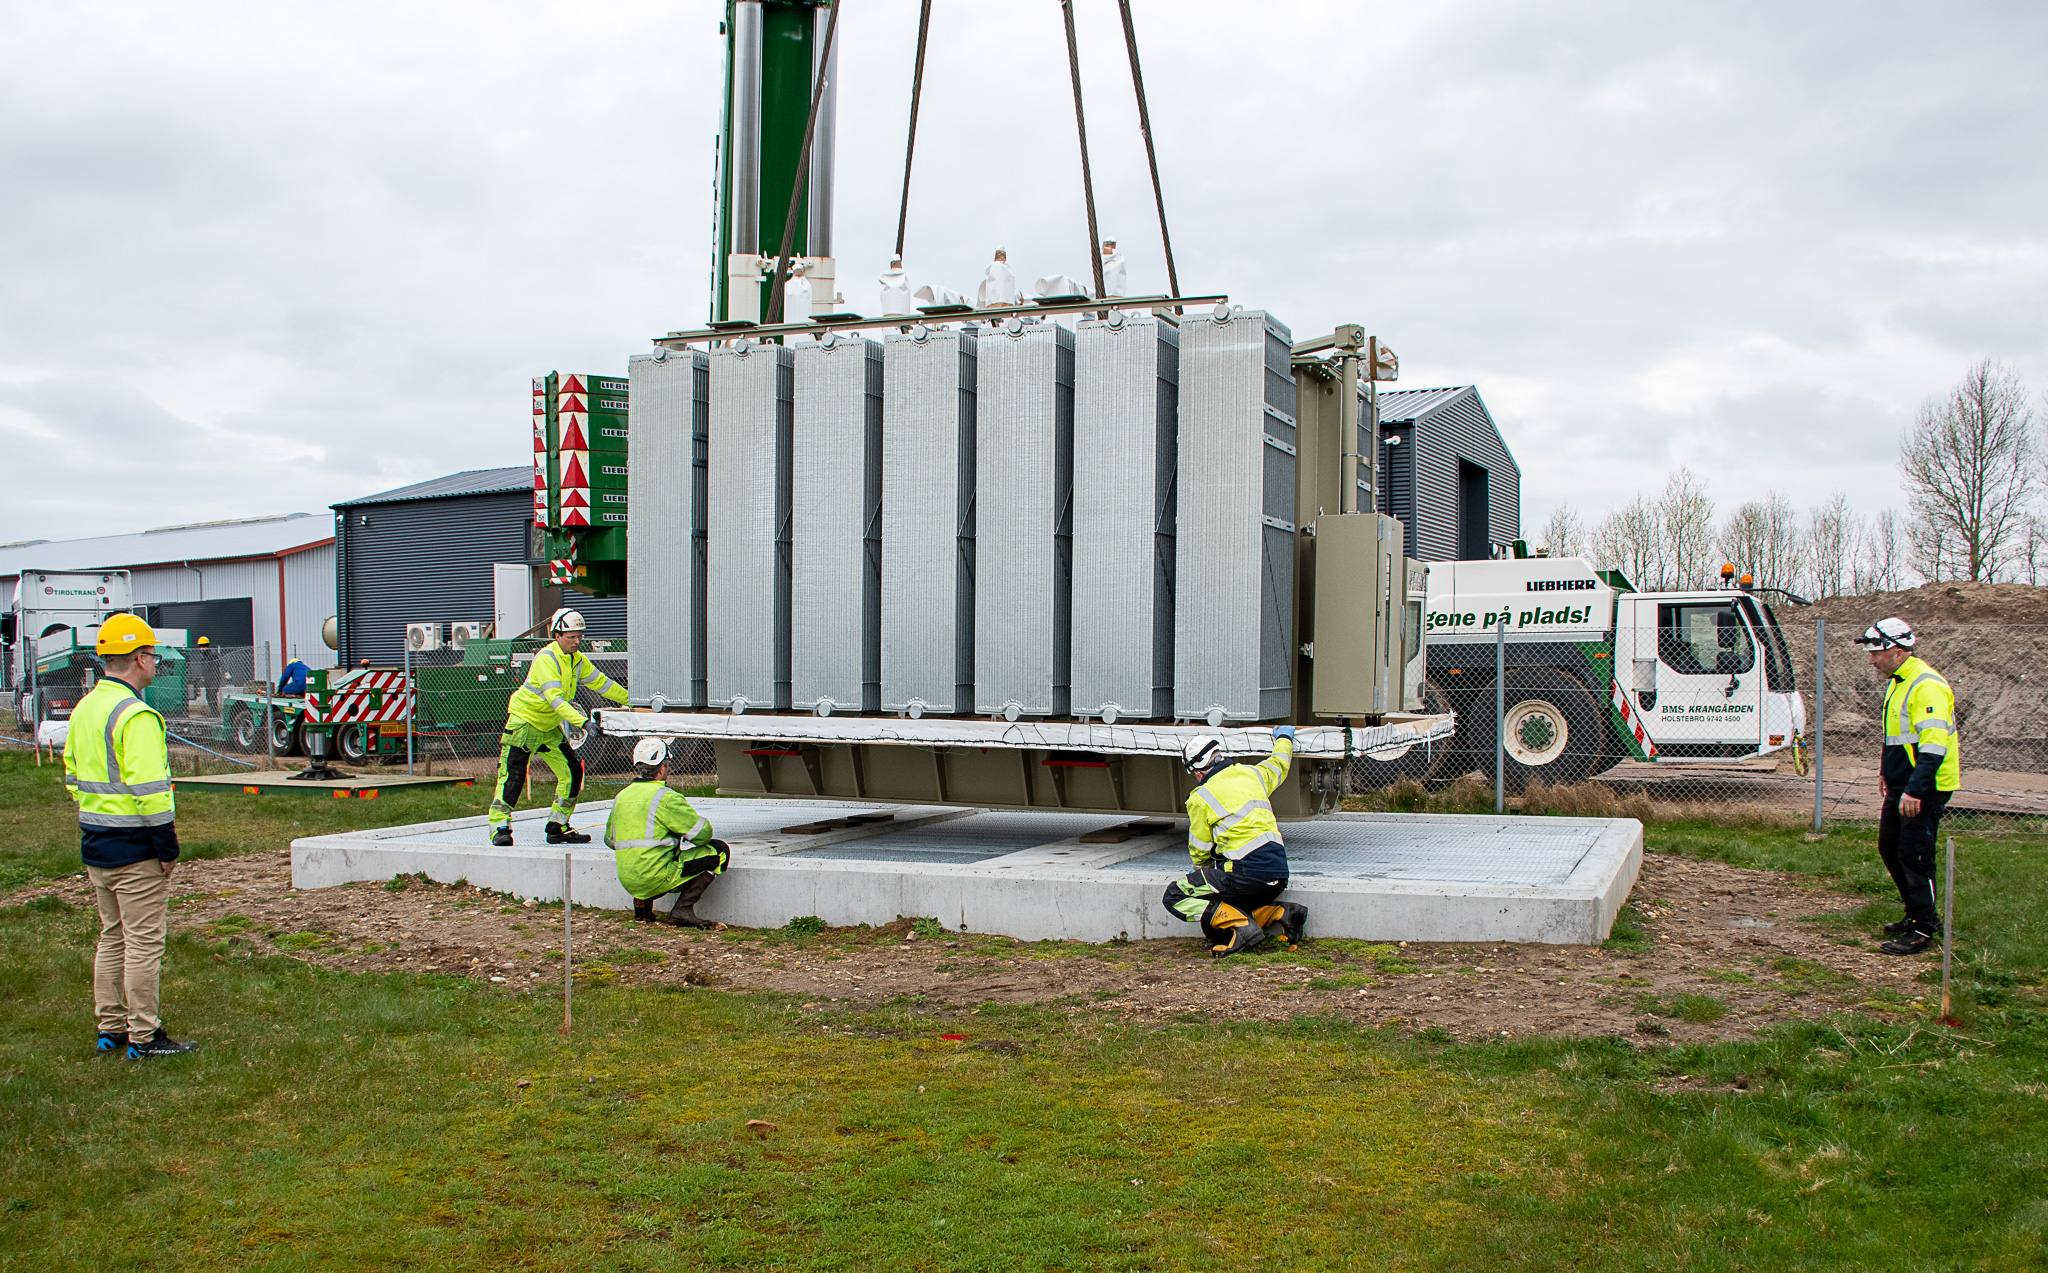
[1592,495,1666,589]
[1908,518,1957,583]
[1853,507,1907,593]
[1719,491,1806,594]
[2019,514,2048,586]
[1538,504,1586,558]
[1658,466,1717,589]
[1806,491,1857,599]
[1899,358,2039,581]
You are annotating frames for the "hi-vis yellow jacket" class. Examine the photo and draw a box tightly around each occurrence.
[1883,655,1960,794]
[1185,737,1292,878]
[507,641,628,733]
[64,677,178,868]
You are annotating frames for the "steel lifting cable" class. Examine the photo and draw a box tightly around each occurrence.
[765,0,844,324]
[894,0,935,260]
[1115,0,1179,303]
[1060,0,1108,304]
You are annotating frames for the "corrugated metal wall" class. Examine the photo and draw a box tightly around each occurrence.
[337,492,563,666]
[880,328,976,715]
[790,336,882,714]
[974,320,1072,719]
[282,545,336,668]
[1070,312,1177,721]
[1376,388,1520,561]
[707,343,793,711]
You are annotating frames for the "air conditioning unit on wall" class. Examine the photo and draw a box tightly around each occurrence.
[448,622,485,651]
[405,622,442,652]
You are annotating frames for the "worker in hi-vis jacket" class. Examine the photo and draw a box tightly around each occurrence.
[606,737,730,928]
[1857,617,1961,955]
[1161,727,1309,957]
[488,608,627,846]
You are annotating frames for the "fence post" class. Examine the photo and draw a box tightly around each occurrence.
[404,637,414,776]
[1812,619,1825,833]
[1495,618,1506,814]
[561,853,573,1035]
[1940,835,1956,1022]
[263,643,275,772]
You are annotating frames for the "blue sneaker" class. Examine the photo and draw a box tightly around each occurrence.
[96,1031,128,1056]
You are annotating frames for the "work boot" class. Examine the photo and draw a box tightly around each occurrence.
[1880,930,1935,956]
[95,1031,128,1056]
[1211,922,1268,959]
[490,826,514,847]
[1271,902,1308,946]
[632,899,657,923]
[126,1028,197,1059]
[665,903,717,930]
[1883,917,1916,936]
[545,823,591,845]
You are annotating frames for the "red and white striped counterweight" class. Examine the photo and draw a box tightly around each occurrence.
[306,669,415,725]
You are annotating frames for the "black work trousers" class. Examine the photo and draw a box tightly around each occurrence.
[1877,788,1949,933]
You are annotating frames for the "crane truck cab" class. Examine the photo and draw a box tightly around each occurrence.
[1417,556,1805,792]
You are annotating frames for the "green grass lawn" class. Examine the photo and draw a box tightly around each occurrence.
[2,751,2046,1269]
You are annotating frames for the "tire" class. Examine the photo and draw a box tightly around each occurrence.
[335,723,370,764]
[1475,666,1605,795]
[287,719,307,757]
[1350,678,1455,792]
[269,712,297,755]
[230,708,259,752]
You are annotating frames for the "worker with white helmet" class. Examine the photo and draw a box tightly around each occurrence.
[488,608,629,846]
[1856,617,1960,955]
[605,737,730,927]
[1160,725,1308,957]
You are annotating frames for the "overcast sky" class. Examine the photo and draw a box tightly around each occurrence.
[4,0,2044,547]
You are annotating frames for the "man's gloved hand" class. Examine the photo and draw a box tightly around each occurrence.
[565,724,589,750]
[1272,725,1297,742]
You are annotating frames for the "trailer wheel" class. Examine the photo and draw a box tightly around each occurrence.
[1480,667,1604,794]
[230,708,259,752]
[269,712,297,755]
[335,724,370,764]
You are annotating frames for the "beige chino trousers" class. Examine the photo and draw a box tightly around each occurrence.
[87,858,171,1039]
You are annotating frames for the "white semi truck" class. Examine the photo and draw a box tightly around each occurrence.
[4,570,134,727]
[1366,555,1808,792]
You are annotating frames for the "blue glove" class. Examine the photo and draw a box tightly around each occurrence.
[1272,725,1297,742]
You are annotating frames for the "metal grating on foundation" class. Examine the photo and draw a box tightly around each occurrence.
[692,800,892,841]
[1108,819,1605,886]
[785,811,1131,865]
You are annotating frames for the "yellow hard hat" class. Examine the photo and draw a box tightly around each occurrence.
[196,636,210,645]
[96,613,160,655]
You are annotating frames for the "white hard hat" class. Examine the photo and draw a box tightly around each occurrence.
[549,608,586,634]
[1855,617,1915,650]
[632,737,668,770]
[1181,734,1225,775]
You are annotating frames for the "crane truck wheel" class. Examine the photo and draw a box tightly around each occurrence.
[1350,678,1454,792]
[1481,666,1604,795]
[335,724,370,764]
[230,708,259,752]
[269,712,297,755]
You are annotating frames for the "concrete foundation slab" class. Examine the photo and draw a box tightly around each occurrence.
[291,799,1641,946]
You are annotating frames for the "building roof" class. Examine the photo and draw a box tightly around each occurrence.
[1374,386,1480,426]
[333,467,532,508]
[0,513,334,580]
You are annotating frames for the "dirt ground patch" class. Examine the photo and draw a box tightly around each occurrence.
[11,850,1944,1044]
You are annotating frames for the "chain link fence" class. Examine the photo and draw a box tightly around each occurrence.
[1349,620,2046,833]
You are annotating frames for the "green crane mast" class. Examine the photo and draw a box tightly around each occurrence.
[713,0,838,324]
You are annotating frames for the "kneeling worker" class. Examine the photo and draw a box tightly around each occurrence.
[489,608,629,846]
[607,738,730,927]
[1162,725,1308,957]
